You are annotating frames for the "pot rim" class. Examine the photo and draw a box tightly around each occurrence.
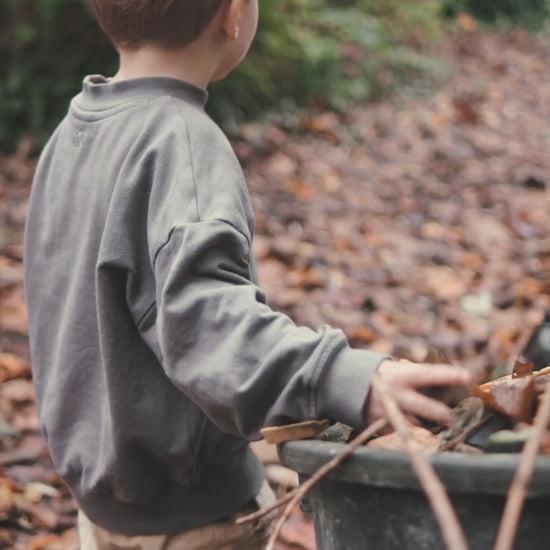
[278,440,550,496]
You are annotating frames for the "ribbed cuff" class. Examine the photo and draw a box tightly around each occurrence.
[316,348,391,430]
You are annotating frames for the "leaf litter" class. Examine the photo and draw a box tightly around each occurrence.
[1,28,550,549]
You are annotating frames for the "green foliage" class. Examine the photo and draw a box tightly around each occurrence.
[441,0,550,28]
[0,0,116,151]
[1,0,445,151]
[210,0,446,129]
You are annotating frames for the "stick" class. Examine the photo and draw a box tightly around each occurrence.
[372,375,469,550]
[493,379,550,550]
[235,488,297,525]
[262,418,388,550]
[237,417,386,527]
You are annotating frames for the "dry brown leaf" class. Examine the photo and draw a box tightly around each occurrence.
[456,13,478,32]
[287,267,324,289]
[0,477,16,514]
[279,507,316,550]
[0,287,28,334]
[347,325,378,344]
[28,534,65,550]
[0,352,30,382]
[14,499,59,529]
[305,112,340,134]
[264,152,297,180]
[367,423,439,453]
[512,357,534,378]
[0,255,23,290]
[453,98,479,124]
[421,266,467,301]
[1,379,36,404]
[475,377,536,421]
[290,178,314,201]
[322,169,342,195]
[27,528,79,550]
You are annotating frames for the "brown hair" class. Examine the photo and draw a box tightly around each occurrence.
[89,0,226,48]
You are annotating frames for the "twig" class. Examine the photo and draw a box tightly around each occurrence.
[372,375,469,550]
[236,487,297,525]
[237,417,386,527]
[533,365,550,379]
[262,417,388,550]
[493,378,550,550]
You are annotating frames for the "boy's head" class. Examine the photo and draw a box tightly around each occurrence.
[89,0,227,49]
[90,0,259,82]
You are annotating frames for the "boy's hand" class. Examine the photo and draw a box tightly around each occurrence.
[367,359,472,426]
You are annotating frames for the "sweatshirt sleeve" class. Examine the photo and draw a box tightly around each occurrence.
[152,218,389,439]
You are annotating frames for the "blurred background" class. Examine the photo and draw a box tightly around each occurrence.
[1,1,549,548]
[1,0,548,150]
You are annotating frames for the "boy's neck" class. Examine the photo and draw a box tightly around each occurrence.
[112,43,218,90]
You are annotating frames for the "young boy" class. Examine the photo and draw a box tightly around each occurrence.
[24,1,471,548]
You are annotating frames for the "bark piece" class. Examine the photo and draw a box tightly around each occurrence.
[438,397,484,452]
[314,422,353,442]
[261,420,331,444]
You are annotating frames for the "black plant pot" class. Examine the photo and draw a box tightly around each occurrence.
[279,440,550,550]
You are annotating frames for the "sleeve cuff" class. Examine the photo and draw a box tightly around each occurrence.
[316,347,391,430]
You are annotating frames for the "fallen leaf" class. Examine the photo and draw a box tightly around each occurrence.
[305,112,340,135]
[0,256,23,290]
[14,500,59,529]
[23,482,60,504]
[28,528,79,550]
[512,357,534,378]
[347,325,377,344]
[475,376,535,421]
[1,379,36,404]
[367,423,439,453]
[291,178,314,201]
[0,476,16,514]
[0,287,28,334]
[456,13,478,32]
[421,266,468,301]
[0,353,30,383]
[279,507,316,550]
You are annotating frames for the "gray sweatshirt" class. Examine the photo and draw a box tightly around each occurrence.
[24,75,388,535]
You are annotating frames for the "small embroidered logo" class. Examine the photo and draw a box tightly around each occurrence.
[72,130,83,147]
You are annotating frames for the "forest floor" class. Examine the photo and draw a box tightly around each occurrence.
[1,27,549,549]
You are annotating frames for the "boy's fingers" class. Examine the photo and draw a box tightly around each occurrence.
[399,364,471,388]
[404,413,421,427]
[397,390,453,425]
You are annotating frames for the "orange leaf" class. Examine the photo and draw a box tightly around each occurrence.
[475,377,535,421]
[348,326,377,344]
[291,178,314,201]
[0,352,30,382]
[456,13,477,31]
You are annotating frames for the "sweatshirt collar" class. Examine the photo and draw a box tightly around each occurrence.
[78,74,208,111]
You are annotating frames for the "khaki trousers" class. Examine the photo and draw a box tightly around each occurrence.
[78,481,277,550]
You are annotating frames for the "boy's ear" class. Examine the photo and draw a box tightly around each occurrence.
[219,0,245,41]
